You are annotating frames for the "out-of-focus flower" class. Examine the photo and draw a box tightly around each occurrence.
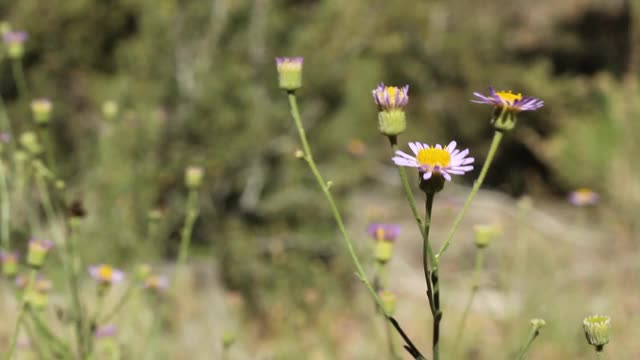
[472,87,543,131]
[222,331,236,349]
[473,224,499,249]
[368,223,400,264]
[1,251,19,277]
[136,264,152,280]
[19,132,42,155]
[95,325,118,339]
[583,315,611,348]
[346,138,366,156]
[144,274,169,292]
[372,83,409,136]
[379,290,397,315]
[0,22,11,37]
[102,101,119,120]
[3,30,28,59]
[89,265,125,285]
[275,57,303,91]
[30,98,53,125]
[27,239,54,268]
[392,141,474,181]
[185,166,204,190]
[367,223,400,242]
[568,188,599,207]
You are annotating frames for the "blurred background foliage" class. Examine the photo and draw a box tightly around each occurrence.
[2,0,640,357]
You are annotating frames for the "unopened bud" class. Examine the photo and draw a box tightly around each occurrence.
[27,239,54,268]
[222,331,236,348]
[19,132,42,155]
[3,31,28,59]
[473,224,498,249]
[102,101,119,120]
[1,251,18,277]
[374,241,393,263]
[583,315,611,348]
[275,57,303,91]
[185,166,204,189]
[30,98,53,125]
[294,149,305,159]
[379,290,397,315]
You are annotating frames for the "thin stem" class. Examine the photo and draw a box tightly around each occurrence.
[38,127,57,175]
[0,161,11,249]
[11,60,30,103]
[596,347,605,360]
[5,269,37,360]
[177,189,199,271]
[0,93,14,142]
[452,248,487,356]
[515,325,542,360]
[437,131,503,258]
[27,309,73,358]
[384,320,401,360]
[423,193,436,316]
[287,92,426,360]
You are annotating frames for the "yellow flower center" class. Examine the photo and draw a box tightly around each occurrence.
[575,188,595,201]
[375,228,386,240]
[416,148,451,168]
[495,90,522,104]
[98,266,113,281]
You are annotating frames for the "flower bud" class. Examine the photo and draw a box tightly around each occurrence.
[102,101,119,120]
[583,315,611,348]
[0,22,10,37]
[294,149,305,159]
[379,290,397,315]
[19,132,42,155]
[372,83,409,136]
[473,224,498,249]
[185,166,204,190]
[27,239,54,268]
[136,264,152,280]
[30,98,53,125]
[374,241,393,264]
[3,31,28,59]
[1,251,18,277]
[275,57,303,91]
[530,318,546,329]
[222,331,236,348]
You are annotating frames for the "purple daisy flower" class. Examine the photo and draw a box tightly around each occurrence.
[89,265,125,285]
[367,223,400,242]
[372,83,409,111]
[392,141,474,181]
[2,31,28,45]
[567,188,599,206]
[472,86,543,112]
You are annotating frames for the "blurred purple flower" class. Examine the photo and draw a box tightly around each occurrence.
[568,188,599,206]
[2,30,27,45]
[89,265,124,284]
[367,223,400,242]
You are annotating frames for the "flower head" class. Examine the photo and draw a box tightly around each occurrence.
[472,87,543,131]
[1,250,19,277]
[27,239,54,267]
[372,83,409,112]
[568,188,599,207]
[89,265,125,285]
[392,141,474,181]
[583,315,611,348]
[31,98,53,125]
[185,165,204,189]
[95,325,118,339]
[144,274,170,292]
[275,57,303,91]
[3,31,28,59]
[367,223,400,242]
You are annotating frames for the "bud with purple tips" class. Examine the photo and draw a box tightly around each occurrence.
[3,31,28,59]
[31,98,53,125]
[27,239,54,268]
[275,57,303,91]
[1,250,19,277]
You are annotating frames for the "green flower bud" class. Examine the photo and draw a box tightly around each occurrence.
[275,57,303,91]
[185,166,204,190]
[374,241,393,264]
[30,98,53,125]
[583,315,611,348]
[19,132,42,155]
[378,110,407,136]
[379,290,397,315]
[27,239,54,268]
[102,101,119,120]
[473,224,498,249]
[222,331,236,348]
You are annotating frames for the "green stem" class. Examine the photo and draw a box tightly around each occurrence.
[38,127,57,175]
[177,189,199,271]
[0,161,11,249]
[287,92,426,360]
[28,309,74,358]
[596,347,605,360]
[452,248,487,356]
[5,269,37,360]
[0,93,14,141]
[423,193,436,315]
[515,324,543,360]
[437,130,503,258]
[11,60,30,103]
